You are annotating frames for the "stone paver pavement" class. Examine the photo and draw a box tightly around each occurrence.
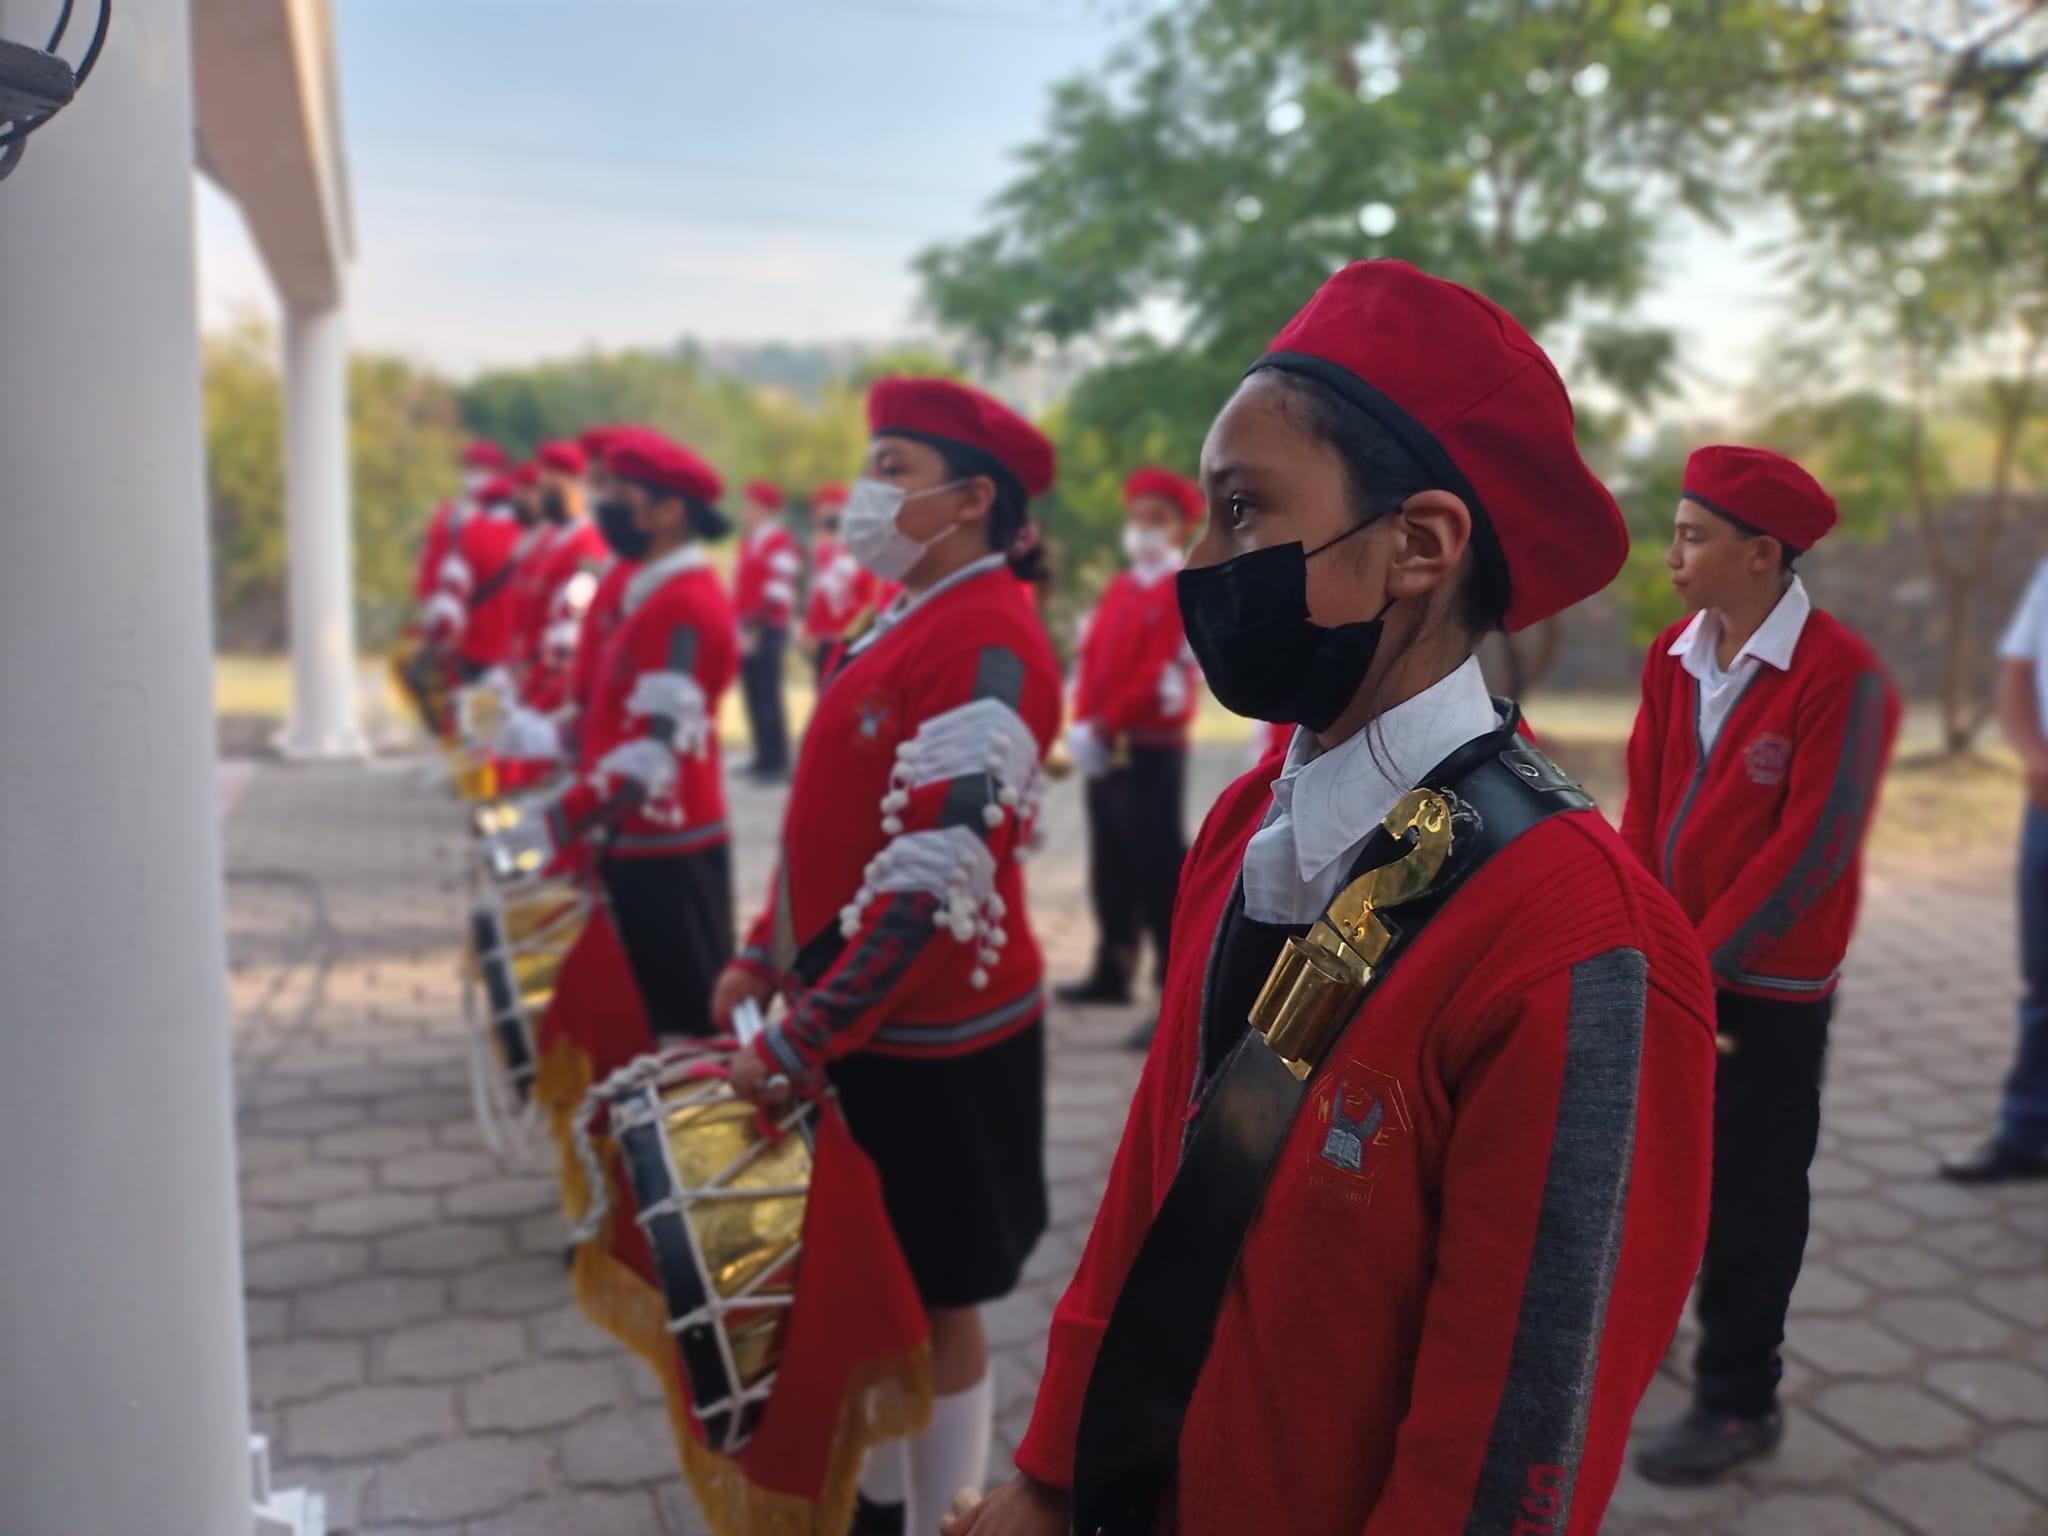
[224,749,2048,1535]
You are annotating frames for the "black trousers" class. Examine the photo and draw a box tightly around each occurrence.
[739,624,791,773]
[1082,744,1188,992]
[1692,988,1834,1418]
[599,844,734,1041]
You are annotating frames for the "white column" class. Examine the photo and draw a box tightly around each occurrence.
[279,300,368,759]
[0,2,256,1533]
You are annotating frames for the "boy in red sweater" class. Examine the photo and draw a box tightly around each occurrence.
[1623,445,1899,1483]
[1057,468,1202,1033]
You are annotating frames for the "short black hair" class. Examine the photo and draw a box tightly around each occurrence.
[1264,368,1510,635]
[1688,497,1801,572]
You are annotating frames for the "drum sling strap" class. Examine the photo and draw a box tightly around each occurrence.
[1068,710,1593,1536]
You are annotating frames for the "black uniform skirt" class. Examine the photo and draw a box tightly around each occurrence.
[826,1019,1047,1310]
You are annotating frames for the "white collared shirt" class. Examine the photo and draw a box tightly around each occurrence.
[1668,576,1812,752]
[849,552,1008,657]
[622,542,707,616]
[1241,655,1498,924]
[1128,552,1183,589]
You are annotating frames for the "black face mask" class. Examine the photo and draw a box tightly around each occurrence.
[513,499,542,530]
[542,489,569,525]
[1176,522,1388,732]
[596,497,652,561]
[818,520,839,538]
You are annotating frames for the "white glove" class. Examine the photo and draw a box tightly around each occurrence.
[626,670,712,755]
[495,707,564,763]
[480,666,518,709]
[1067,721,1112,779]
[422,591,464,638]
[597,738,679,801]
[542,619,579,664]
[1157,663,1189,717]
[485,810,557,883]
[437,553,474,595]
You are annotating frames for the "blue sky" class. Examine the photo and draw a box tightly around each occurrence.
[198,0,1775,405]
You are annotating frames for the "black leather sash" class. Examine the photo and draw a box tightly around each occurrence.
[1069,710,1591,1536]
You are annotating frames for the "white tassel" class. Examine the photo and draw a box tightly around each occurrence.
[981,803,1004,830]
[970,968,989,989]
[882,816,904,836]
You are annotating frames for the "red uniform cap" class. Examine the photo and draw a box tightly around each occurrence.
[462,441,508,471]
[607,435,725,505]
[537,439,587,476]
[867,376,1055,499]
[1683,445,1837,552]
[810,483,849,510]
[1256,260,1626,633]
[514,462,540,488]
[744,480,784,511]
[475,474,515,505]
[1124,466,1203,525]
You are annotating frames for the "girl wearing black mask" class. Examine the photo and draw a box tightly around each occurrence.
[949,261,1720,1536]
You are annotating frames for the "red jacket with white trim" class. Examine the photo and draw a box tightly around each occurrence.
[734,523,804,630]
[1015,758,1716,1534]
[547,549,739,860]
[414,499,460,602]
[1620,609,1898,1001]
[801,537,880,650]
[564,559,634,719]
[505,524,561,671]
[1072,567,1198,748]
[518,522,611,705]
[740,560,1062,1068]
[452,511,528,669]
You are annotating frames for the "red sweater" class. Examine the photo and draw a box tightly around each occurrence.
[802,538,880,650]
[734,523,803,630]
[454,511,528,669]
[414,499,458,602]
[1072,568,1198,748]
[1016,761,1716,1534]
[519,522,610,706]
[1620,609,1898,1001]
[740,561,1062,1068]
[565,560,635,718]
[549,551,739,860]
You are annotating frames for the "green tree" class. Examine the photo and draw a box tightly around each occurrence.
[351,355,467,647]
[1763,1,2046,751]
[914,0,1846,683]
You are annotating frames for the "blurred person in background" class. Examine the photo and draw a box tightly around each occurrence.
[801,482,879,689]
[716,377,1063,1536]
[1624,447,1899,1484]
[1941,554,2048,1184]
[1058,468,1203,1054]
[734,479,803,781]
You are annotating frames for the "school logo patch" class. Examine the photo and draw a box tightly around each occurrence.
[1743,731,1792,786]
[854,689,892,743]
[1306,1066,1412,1205]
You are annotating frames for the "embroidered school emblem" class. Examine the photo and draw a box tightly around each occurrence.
[1743,732,1792,786]
[1307,1066,1412,1203]
[855,690,892,742]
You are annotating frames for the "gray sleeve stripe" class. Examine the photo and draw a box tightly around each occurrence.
[1711,669,1887,973]
[1464,947,1645,1536]
[784,891,936,1057]
[939,645,1026,839]
[664,622,698,674]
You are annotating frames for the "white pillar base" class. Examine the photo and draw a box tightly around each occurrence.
[250,1436,326,1536]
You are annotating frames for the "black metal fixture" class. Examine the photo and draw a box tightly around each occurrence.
[0,1,113,182]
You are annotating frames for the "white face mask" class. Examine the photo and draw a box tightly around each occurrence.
[463,469,489,498]
[1123,523,1175,566]
[840,476,968,582]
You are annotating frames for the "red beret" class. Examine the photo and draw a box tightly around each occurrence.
[810,483,849,509]
[513,463,540,488]
[867,377,1055,499]
[474,474,515,505]
[1257,260,1626,632]
[745,480,784,511]
[462,441,507,471]
[1124,466,1203,525]
[1683,445,1837,552]
[537,439,587,476]
[607,434,725,506]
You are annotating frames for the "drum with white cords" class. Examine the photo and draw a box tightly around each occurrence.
[465,871,589,1150]
[569,1034,815,1455]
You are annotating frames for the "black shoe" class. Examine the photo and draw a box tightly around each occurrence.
[748,764,789,785]
[847,1494,905,1536]
[1055,977,1132,1007]
[1123,1017,1157,1052]
[1939,1137,2048,1184]
[1634,1406,1784,1485]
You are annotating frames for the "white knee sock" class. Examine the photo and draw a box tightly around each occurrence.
[859,1437,906,1505]
[903,1374,993,1535]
